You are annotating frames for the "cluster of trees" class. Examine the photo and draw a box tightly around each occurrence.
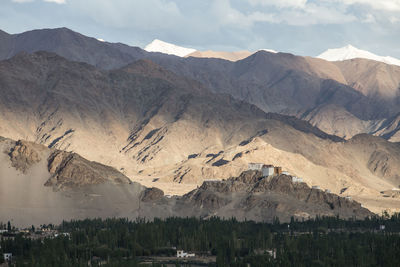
[0,215,399,266]
[0,221,12,232]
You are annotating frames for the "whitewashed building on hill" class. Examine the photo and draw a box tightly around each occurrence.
[292,177,303,183]
[262,165,274,177]
[248,163,274,177]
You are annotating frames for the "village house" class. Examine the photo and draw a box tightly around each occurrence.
[54,232,71,239]
[177,250,195,258]
[255,249,276,259]
[3,253,12,262]
[266,249,277,259]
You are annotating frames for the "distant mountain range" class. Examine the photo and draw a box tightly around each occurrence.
[143,38,400,67]
[144,38,277,61]
[0,27,400,217]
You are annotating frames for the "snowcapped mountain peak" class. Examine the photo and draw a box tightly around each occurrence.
[144,39,196,57]
[259,48,278,54]
[318,44,400,66]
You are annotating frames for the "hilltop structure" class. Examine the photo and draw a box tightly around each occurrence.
[248,163,283,177]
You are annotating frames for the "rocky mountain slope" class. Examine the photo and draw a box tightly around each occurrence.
[1,28,400,142]
[333,58,400,99]
[0,51,399,215]
[186,50,253,61]
[3,138,132,190]
[0,136,146,226]
[0,27,147,69]
[0,137,373,226]
[296,58,400,140]
[178,170,372,222]
[151,50,400,140]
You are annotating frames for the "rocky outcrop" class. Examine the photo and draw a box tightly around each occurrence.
[7,140,42,173]
[45,150,131,190]
[180,171,373,221]
[141,187,164,202]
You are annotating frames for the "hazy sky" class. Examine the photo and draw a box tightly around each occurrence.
[1,0,400,57]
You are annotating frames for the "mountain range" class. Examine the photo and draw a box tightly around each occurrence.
[143,38,400,67]
[144,38,278,61]
[0,27,400,223]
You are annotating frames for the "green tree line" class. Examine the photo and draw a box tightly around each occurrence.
[0,215,399,266]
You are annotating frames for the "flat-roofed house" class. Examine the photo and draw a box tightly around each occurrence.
[262,165,275,177]
[3,253,12,262]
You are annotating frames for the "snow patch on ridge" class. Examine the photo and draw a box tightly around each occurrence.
[259,49,278,53]
[318,44,400,66]
[144,39,196,57]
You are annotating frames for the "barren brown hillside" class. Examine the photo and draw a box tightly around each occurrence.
[2,28,400,141]
[0,52,399,215]
[186,50,252,61]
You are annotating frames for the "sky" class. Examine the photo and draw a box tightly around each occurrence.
[1,0,400,57]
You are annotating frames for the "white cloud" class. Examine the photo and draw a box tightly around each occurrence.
[12,0,34,3]
[212,0,254,28]
[70,0,181,29]
[362,13,376,23]
[337,0,400,12]
[248,0,307,9]
[286,4,356,25]
[43,0,66,4]
[389,16,400,23]
[13,0,67,3]
[212,0,355,27]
